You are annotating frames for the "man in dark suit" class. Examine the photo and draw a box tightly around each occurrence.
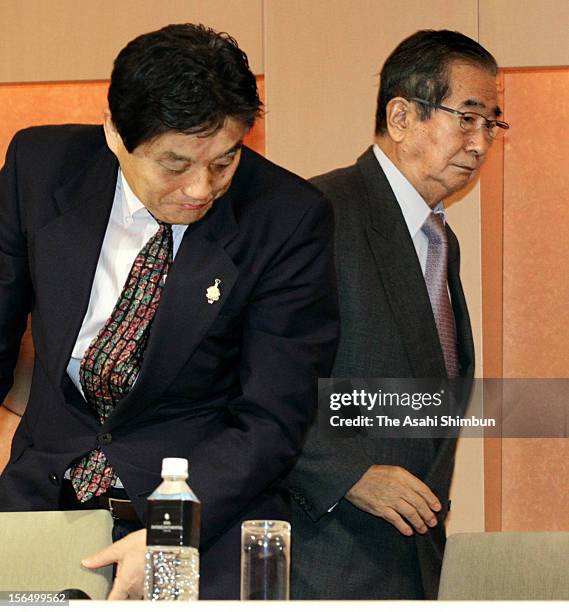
[288,30,508,599]
[0,24,338,599]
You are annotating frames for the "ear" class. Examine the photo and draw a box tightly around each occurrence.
[103,110,123,156]
[385,97,414,143]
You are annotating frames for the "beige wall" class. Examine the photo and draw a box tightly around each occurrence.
[0,0,264,81]
[2,0,569,535]
[479,0,569,68]
[264,0,478,177]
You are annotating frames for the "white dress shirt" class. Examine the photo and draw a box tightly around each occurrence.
[373,144,446,275]
[66,170,188,392]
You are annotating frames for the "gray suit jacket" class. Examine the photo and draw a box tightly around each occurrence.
[287,147,474,599]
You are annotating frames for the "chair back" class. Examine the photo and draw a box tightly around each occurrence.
[0,510,113,600]
[438,531,569,600]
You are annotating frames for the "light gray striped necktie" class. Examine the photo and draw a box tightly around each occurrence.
[422,212,460,377]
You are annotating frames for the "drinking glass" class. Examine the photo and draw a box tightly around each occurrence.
[240,520,291,600]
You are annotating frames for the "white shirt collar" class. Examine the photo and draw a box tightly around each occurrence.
[372,144,445,236]
[119,170,155,225]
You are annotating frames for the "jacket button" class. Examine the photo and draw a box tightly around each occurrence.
[97,433,113,444]
[48,473,59,486]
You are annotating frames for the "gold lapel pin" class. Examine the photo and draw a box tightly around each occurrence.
[206,278,221,304]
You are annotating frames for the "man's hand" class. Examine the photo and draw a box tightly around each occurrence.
[345,465,441,536]
[82,528,147,600]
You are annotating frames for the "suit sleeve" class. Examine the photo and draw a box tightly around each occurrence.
[186,194,339,545]
[286,431,373,521]
[0,132,33,404]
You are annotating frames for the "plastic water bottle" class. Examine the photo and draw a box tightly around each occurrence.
[144,457,201,600]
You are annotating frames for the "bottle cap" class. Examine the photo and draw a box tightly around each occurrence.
[161,457,189,478]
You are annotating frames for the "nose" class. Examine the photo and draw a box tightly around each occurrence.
[180,167,213,203]
[464,128,492,158]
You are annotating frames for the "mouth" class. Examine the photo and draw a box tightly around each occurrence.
[179,201,211,210]
[453,164,477,172]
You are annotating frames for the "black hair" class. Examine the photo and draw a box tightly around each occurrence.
[108,23,262,151]
[375,30,498,135]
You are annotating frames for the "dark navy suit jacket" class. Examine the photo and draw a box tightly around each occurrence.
[0,125,339,598]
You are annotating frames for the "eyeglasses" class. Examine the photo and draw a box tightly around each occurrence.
[409,97,510,139]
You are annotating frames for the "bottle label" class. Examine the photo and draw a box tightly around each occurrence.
[146,499,201,547]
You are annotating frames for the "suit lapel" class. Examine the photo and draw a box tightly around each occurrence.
[447,228,475,377]
[104,190,239,431]
[38,136,240,428]
[356,147,447,378]
[34,142,118,386]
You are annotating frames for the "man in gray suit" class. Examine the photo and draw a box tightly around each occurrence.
[288,30,508,599]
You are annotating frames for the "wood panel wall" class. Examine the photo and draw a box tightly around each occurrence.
[482,68,569,531]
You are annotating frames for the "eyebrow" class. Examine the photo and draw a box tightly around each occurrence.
[462,98,503,118]
[162,142,243,164]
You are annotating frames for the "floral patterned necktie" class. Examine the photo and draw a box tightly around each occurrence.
[71,221,173,502]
